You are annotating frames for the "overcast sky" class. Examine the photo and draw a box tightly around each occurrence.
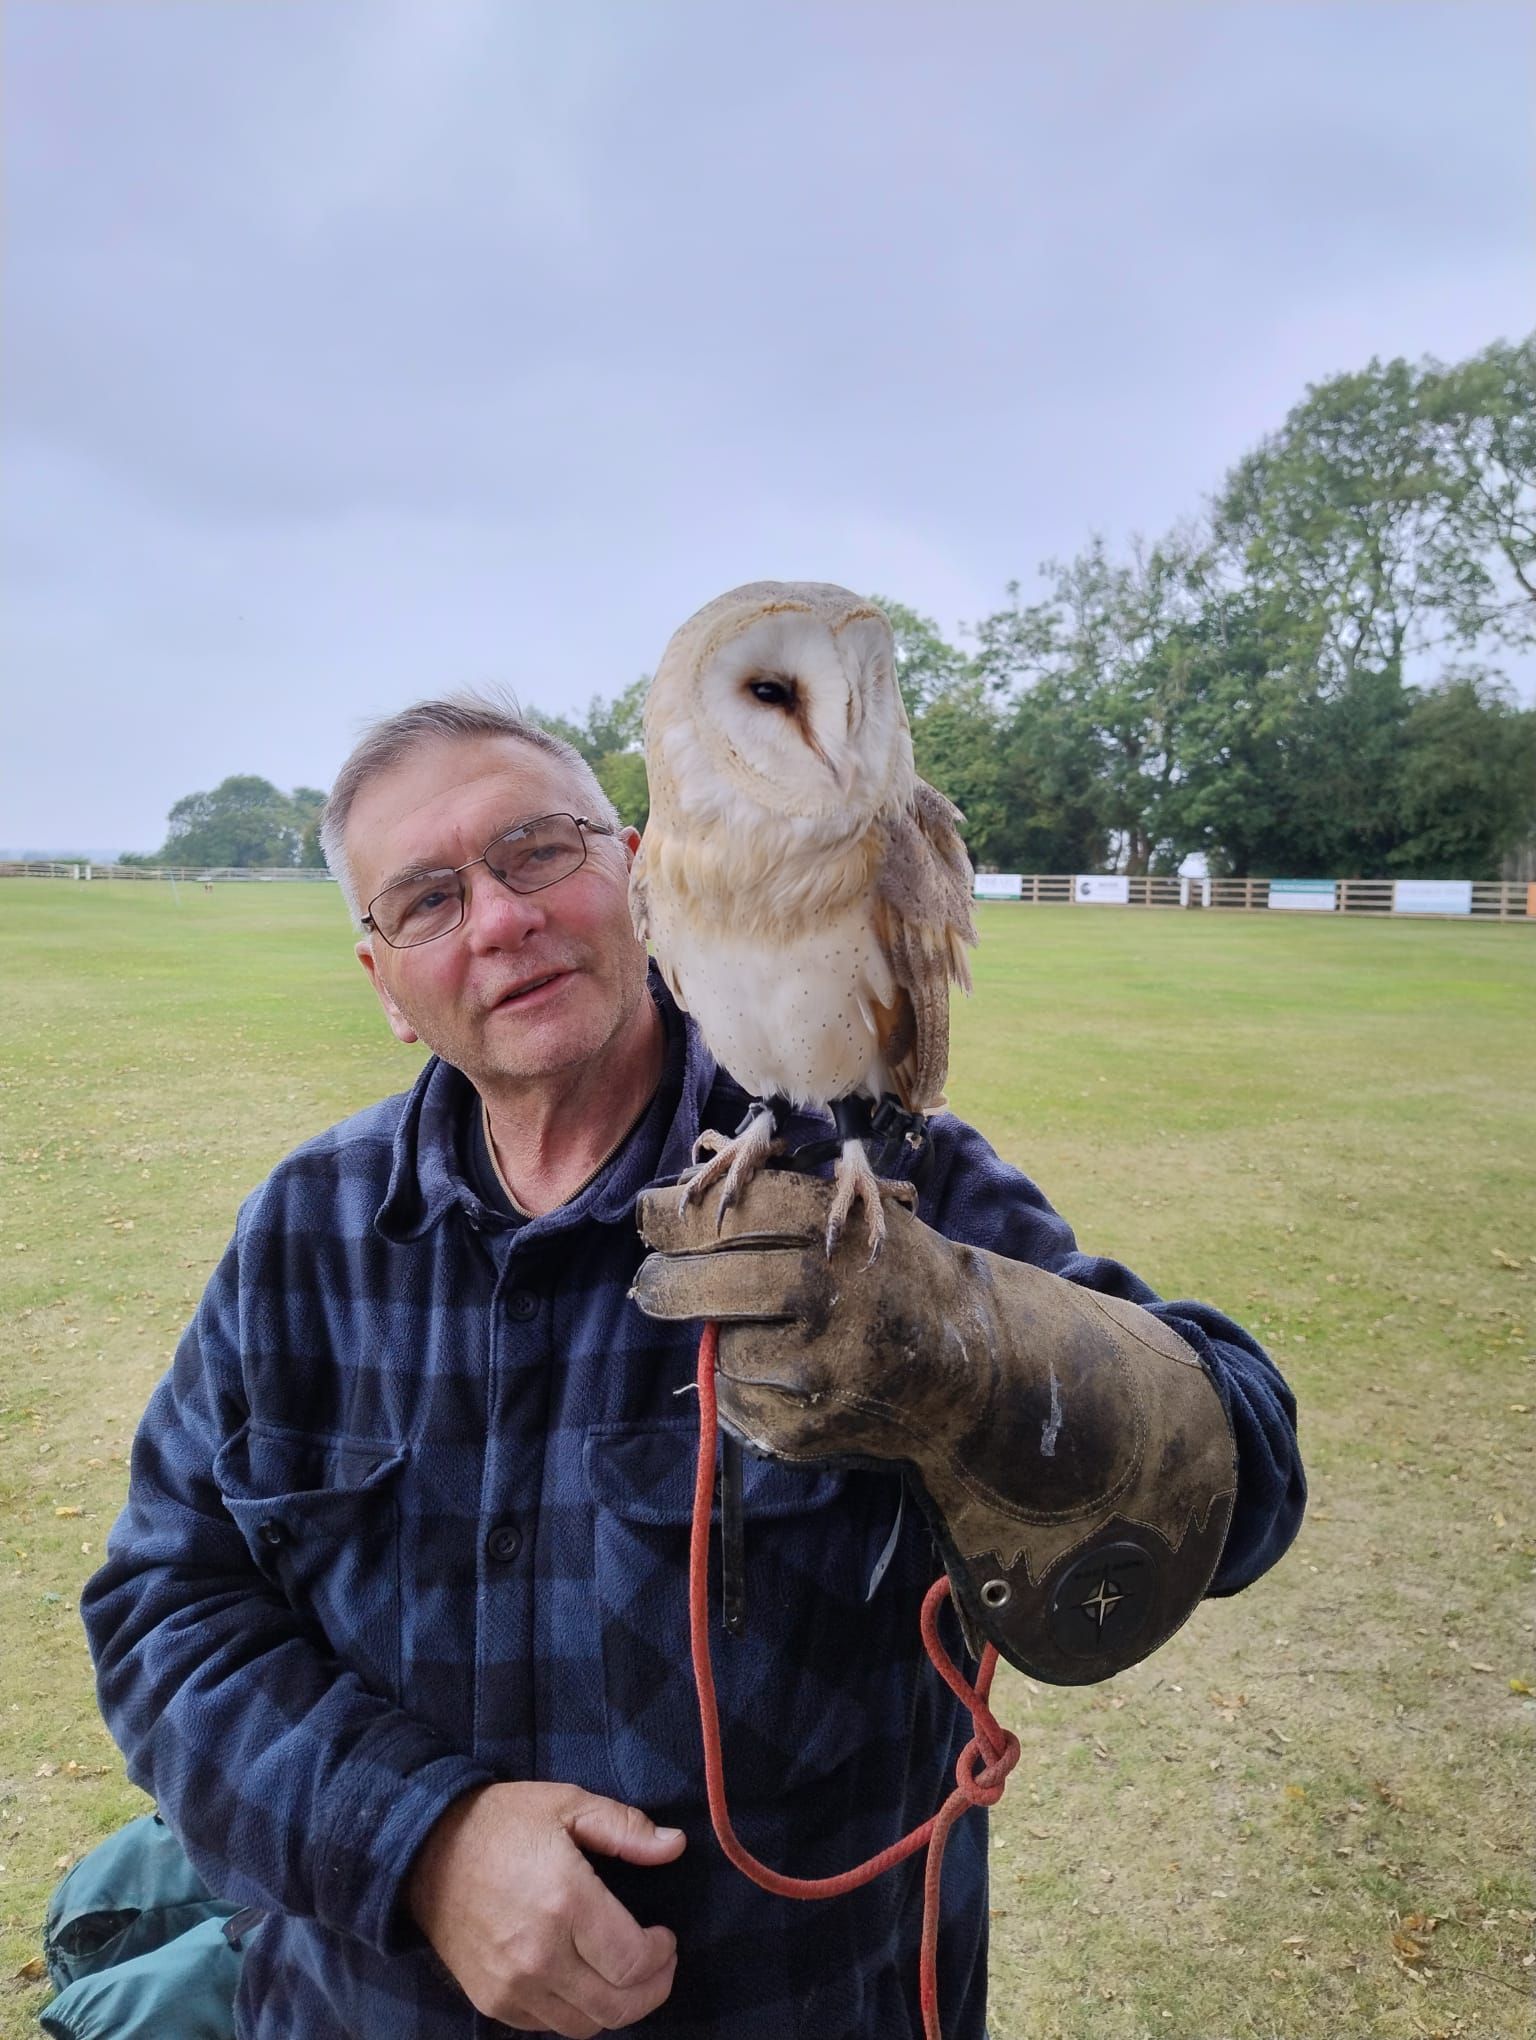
[4,1,1532,854]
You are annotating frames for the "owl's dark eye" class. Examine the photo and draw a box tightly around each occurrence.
[748,678,794,707]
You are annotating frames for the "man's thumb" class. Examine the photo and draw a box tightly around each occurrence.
[567,1797,687,1865]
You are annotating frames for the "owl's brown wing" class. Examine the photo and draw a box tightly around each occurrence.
[866,778,977,1114]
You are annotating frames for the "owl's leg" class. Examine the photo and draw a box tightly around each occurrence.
[827,1138,889,1263]
[680,1101,783,1226]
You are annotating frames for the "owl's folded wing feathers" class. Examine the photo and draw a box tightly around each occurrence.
[866,778,977,1114]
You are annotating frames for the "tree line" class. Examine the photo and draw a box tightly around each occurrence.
[121,778,328,870]
[131,334,1535,879]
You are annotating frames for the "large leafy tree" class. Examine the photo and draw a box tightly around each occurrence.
[594,749,650,832]
[968,538,1209,874]
[874,597,972,720]
[1418,336,1536,644]
[531,675,650,829]
[290,786,328,867]
[1389,673,1536,876]
[1179,338,1536,876]
[1217,357,1458,690]
[157,776,314,868]
[908,679,1012,866]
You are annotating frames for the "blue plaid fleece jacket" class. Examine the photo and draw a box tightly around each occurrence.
[83,980,1303,2040]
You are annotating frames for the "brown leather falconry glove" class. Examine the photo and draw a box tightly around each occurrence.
[632,1173,1237,1685]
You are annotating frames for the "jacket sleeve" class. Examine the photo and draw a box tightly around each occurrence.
[918,1116,1305,1597]
[79,1221,496,1954]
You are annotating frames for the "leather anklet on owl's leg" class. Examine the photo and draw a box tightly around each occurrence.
[680,1100,783,1224]
[826,1138,888,1262]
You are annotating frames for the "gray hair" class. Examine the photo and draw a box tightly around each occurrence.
[320,689,620,924]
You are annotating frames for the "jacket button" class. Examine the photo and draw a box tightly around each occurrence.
[256,1518,288,1549]
[507,1290,539,1321]
[486,1521,523,1563]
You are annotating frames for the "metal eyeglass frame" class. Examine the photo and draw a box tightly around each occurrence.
[361,813,617,948]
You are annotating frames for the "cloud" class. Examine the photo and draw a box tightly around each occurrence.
[3,0,1532,847]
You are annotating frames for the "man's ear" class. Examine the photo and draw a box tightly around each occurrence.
[356,940,420,1045]
[620,826,641,862]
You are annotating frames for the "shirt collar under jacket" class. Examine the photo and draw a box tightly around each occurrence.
[372,966,719,1247]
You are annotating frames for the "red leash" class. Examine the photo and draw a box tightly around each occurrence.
[689,1321,1021,2040]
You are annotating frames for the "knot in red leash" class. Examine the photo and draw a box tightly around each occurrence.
[690,1322,1020,2040]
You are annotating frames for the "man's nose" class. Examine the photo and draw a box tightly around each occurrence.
[460,863,548,948]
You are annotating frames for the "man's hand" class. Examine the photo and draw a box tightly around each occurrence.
[406,1781,686,2037]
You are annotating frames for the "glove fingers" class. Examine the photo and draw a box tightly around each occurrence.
[629,1247,809,1323]
[635,1172,830,1253]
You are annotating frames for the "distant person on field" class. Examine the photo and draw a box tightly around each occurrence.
[83,696,1304,2040]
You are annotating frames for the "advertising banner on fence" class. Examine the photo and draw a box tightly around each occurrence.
[1392,879,1473,916]
[1268,879,1337,912]
[1074,875,1130,905]
[973,873,1023,900]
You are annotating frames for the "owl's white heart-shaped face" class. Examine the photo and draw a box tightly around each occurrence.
[649,582,913,825]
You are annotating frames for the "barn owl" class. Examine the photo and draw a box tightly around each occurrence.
[630,580,977,1255]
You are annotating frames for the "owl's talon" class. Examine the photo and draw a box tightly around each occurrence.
[677,1106,780,1222]
[827,1139,889,1261]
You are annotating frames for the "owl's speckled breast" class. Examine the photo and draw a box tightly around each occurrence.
[655,902,894,1109]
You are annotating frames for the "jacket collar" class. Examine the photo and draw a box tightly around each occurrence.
[374,967,719,1245]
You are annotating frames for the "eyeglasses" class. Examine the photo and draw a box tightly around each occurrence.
[362,813,617,949]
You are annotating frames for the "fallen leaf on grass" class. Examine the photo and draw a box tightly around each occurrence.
[1284,1784,1308,1801]
[1374,1780,1406,1810]
[1390,1911,1442,1968]
[1490,1249,1524,1269]
[1467,1661,1495,1674]
[12,1956,47,1983]
[1510,1678,1533,1696]
[53,1507,83,1519]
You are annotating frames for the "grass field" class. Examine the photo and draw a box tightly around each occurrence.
[1,878,1532,2039]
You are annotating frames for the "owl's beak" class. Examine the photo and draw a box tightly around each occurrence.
[813,736,855,795]
[797,719,853,795]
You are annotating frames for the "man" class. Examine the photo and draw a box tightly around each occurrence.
[83,696,1304,2039]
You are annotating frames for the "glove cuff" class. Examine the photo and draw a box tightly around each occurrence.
[917,1286,1237,1684]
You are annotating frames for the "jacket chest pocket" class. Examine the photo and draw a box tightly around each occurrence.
[214,1421,409,1707]
[585,1418,904,1810]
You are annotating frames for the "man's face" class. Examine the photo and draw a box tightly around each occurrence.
[350,735,648,1088]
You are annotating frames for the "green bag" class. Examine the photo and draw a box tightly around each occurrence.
[39,1916,242,2040]
[39,1813,245,2039]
